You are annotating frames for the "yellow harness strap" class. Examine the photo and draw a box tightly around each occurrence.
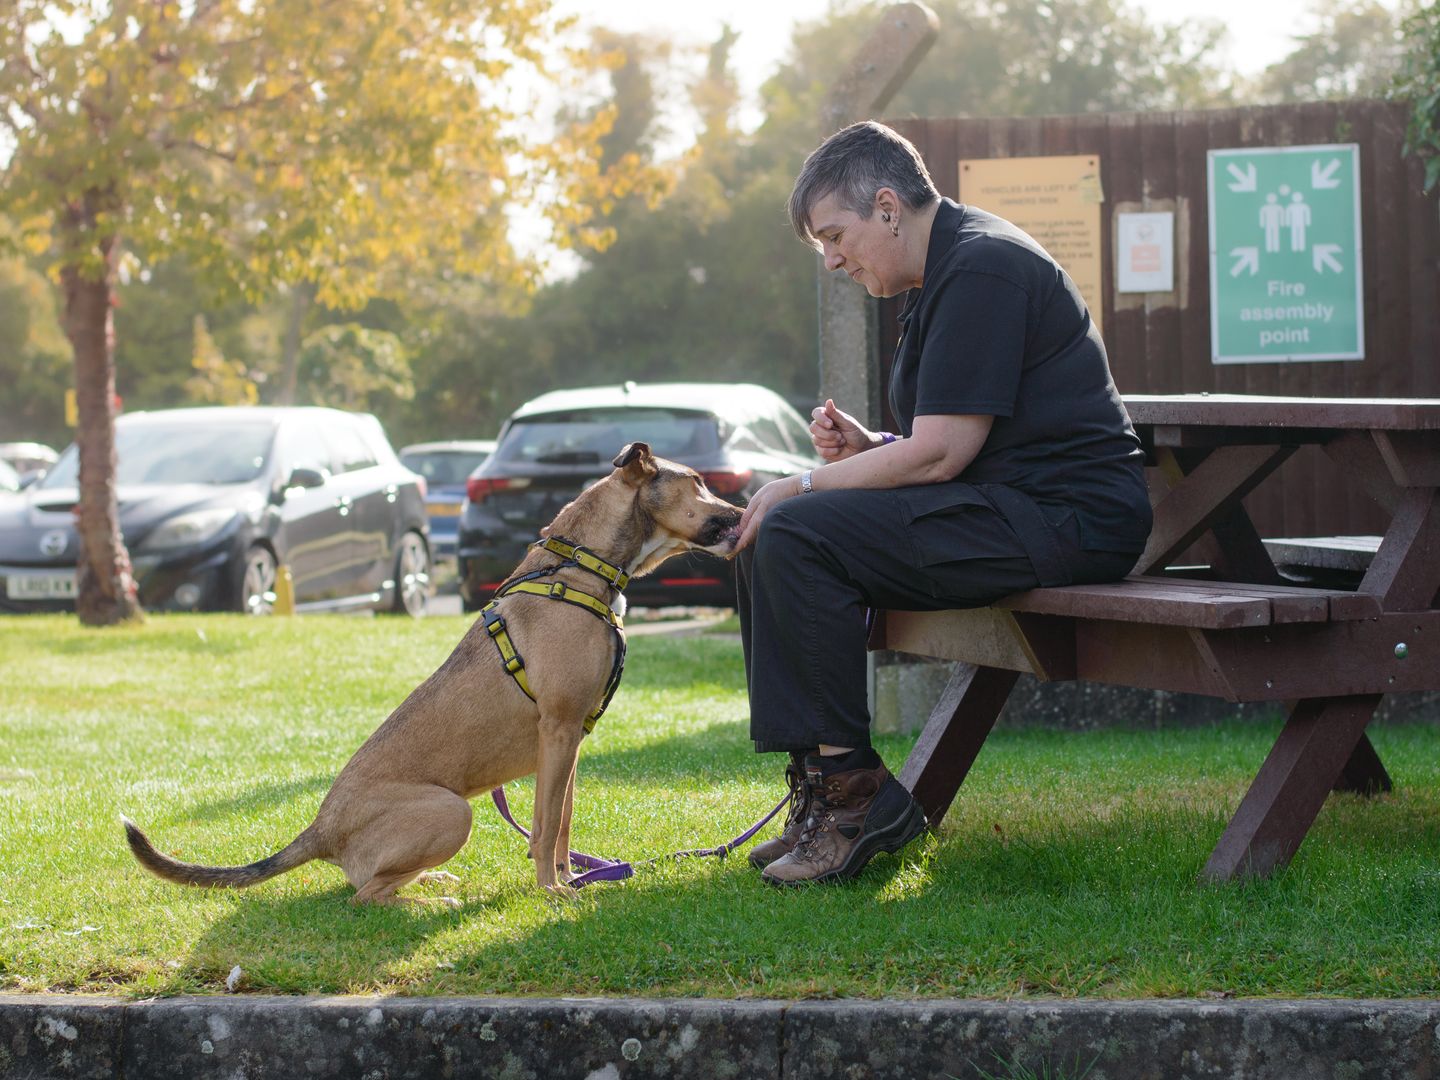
[539,537,631,591]
[480,580,625,735]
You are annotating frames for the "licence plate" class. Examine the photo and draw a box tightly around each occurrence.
[428,502,463,517]
[5,570,78,600]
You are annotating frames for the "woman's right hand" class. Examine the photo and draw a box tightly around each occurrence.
[810,399,874,462]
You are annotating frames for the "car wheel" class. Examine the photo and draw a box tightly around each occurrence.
[388,531,429,617]
[238,545,277,615]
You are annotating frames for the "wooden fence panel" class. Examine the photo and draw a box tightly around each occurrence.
[878,100,1440,539]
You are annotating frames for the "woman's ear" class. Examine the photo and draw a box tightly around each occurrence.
[875,187,901,225]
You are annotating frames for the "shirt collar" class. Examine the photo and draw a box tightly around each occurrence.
[899,198,965,324]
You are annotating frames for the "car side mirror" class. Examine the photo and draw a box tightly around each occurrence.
[284,466,327,491]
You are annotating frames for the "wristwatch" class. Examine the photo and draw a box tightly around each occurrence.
[800,470,813,494]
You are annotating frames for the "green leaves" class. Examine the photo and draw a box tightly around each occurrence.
[0,1,649,305]
[1395,4,1440,192]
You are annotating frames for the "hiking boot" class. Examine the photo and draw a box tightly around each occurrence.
[747,753,813,870]
[760,760,928,886]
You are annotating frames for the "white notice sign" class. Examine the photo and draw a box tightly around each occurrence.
[1116,212,1174,293]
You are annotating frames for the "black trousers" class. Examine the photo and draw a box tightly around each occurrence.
[736,484,1138,755]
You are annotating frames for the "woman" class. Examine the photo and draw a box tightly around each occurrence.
[735,120,1151,887]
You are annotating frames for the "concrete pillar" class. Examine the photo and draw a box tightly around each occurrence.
[812,4,939,723]
[814,2,938,428]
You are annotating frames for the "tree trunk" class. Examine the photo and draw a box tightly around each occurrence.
[276,281,314,405]
[61,228,143,626]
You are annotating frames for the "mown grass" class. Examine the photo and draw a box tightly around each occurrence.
[1,613,1438,1000]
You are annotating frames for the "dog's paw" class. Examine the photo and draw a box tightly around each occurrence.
[435,896,462,910]
[417,871,461,885]
[543,882,578,902]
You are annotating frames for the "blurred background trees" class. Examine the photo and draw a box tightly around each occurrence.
[2,0,1429,463]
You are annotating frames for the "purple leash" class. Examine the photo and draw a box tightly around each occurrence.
[490,786,793,888]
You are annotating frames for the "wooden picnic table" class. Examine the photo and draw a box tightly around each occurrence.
[872,393,1440,882]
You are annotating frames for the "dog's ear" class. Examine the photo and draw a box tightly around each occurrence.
[613,442,657,484]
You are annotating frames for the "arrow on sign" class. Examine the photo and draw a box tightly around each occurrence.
[1311,159,1343,189]
[1229,247,1260,277]
[1226,162,1257,192]
[1313,244,1344,273]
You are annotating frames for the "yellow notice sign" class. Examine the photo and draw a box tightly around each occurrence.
[959,155,1104,333]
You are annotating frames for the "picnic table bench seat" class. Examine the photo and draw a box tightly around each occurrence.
[997,573,1382,627]
[1263,535,1381,575]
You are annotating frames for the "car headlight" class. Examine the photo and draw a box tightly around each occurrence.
[137,508,240,552]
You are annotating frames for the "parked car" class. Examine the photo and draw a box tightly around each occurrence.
[398,439,496,560]
[0,441,58,485]
[0,406,432,616]
[456,382,820,611]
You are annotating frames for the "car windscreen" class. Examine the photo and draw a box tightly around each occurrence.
[495,408,720,465]
[41,420,277,488]
[400,450,491,486]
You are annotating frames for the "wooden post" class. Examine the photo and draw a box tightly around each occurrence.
[816,2,939,426]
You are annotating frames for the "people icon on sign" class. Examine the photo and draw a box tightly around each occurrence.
[1260,193,1285,253]
[1285,192,1310,252]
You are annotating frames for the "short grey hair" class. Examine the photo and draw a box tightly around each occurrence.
[787,121,940,249]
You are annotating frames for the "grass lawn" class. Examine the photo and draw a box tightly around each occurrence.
[1,613,1438,1000]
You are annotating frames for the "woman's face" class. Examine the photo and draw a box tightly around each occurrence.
[807,190,909,298]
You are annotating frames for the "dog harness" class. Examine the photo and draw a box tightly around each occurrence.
[479,536,628,734]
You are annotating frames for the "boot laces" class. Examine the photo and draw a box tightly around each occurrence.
[780,762,809,831]
[793,772,841,854]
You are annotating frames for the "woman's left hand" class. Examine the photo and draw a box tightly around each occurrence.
[735,474,804,551]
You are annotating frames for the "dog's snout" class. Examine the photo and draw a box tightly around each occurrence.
[698,507,743,551]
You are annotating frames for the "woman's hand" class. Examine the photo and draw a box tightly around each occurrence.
[810,399,877,461]
[735,474,804,551]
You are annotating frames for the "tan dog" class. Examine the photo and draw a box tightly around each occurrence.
[123,442,743,903]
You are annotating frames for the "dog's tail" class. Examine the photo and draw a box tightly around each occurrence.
[122,815,321,889]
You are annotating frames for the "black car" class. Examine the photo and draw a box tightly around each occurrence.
[0,406,432,616]
[456,382,819,611]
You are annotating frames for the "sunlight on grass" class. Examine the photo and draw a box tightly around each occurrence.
[2,613,1439,1000]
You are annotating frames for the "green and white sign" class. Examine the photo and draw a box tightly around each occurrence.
[1207,144,1364,364]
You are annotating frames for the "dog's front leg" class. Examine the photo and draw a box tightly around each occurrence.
[532,718,584,895]
[556,755,579,884]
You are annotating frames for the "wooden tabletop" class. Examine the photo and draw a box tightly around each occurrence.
[1122,394,1440,430]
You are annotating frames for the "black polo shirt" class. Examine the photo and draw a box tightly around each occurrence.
[890,199,1151,553]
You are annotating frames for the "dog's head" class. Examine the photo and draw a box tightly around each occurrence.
[610,442,743,578]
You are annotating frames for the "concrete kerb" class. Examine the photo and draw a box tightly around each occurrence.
[4,995,1440,1079]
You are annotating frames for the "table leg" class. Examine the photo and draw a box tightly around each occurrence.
[1201,693,1382,882]
[1333,732,1392,795]
[897,663,1019,828]
[1137,445,1294,576]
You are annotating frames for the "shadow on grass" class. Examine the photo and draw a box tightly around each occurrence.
[175,882,507,995]
[180,774,336,822]
[440,842,948,997]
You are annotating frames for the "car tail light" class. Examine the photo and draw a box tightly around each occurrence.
[466,476,531,503]
[414,476,428,500]
[699,469,752,495]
